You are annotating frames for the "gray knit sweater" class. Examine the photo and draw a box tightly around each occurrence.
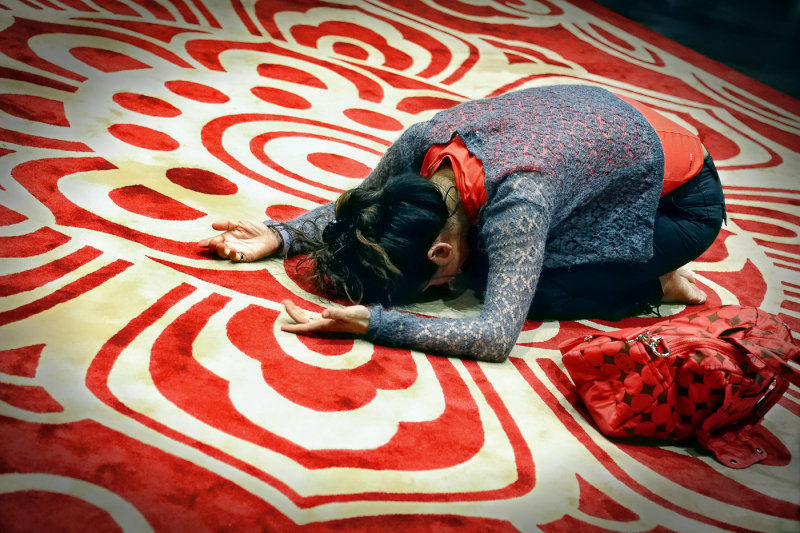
[280,85,664,362]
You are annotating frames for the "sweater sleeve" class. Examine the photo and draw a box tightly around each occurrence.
[269,121,429,256]
[364,172,553,362]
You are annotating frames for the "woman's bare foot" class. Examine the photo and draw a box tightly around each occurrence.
[659,268,707,304]
[676,267,695,284]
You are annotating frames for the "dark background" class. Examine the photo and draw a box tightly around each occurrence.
[593,0,800,99]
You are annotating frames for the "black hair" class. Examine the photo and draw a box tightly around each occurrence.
[304,171,449,305]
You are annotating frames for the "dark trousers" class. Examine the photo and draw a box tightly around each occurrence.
[529,155,727,320]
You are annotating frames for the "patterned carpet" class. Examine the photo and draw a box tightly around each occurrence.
[0,1,798,531]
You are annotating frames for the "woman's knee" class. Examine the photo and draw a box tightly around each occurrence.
[670,157,726,223]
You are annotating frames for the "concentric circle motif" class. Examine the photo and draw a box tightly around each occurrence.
[0,1,797,531]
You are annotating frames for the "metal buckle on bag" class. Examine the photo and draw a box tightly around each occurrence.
[629,330,671,357]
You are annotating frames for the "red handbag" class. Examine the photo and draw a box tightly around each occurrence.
[559,305,799,468]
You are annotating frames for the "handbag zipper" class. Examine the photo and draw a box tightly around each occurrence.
[626,332,734,359]
[581,332,736,359]
[663,336,734,356]
[626,331,670,357]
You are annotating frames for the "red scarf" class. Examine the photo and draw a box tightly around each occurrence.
[421,135,487,224]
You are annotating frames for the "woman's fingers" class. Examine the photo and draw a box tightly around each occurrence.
[324,306,370,333]
[280,300,368,335]
[281,317,328,333]
[197,234,221,248]
[282,321,326,333]
[198,230,230,250]
[227,248,240,262]
[200,241,239,261]
[199,221,236,246]
[221,246,240,261]
[198,221,248,262]
[279,302,369,336]
[282,299,312,324]
[211,220,238,231]
[200,220,281,263]
[203,241,245,262]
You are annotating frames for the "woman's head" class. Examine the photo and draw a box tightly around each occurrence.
[307,172,449,305]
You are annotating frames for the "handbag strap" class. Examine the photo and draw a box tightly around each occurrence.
[699,376,789,467]
[723,337,800,387]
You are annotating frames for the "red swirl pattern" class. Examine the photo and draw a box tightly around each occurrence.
[0,1,797,531]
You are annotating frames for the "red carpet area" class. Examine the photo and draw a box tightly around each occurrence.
[0,1,798,531]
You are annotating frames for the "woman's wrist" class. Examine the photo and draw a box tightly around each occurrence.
[264,222,291,256]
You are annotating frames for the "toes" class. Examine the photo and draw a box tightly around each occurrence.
[686,283,707,304]
[676,267,690,275]
[660,270,707,304]
[676,267,697,284]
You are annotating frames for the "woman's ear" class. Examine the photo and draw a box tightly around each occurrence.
[427,242,453,265]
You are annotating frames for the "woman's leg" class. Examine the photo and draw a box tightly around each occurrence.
[648,155,726,275]
[529,155,726,320]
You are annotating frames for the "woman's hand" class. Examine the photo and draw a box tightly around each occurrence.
[281,300,370,335]
[198,220,280,262]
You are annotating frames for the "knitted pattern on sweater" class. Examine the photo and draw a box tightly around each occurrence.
[403,84,664,268]
[284,85,665,361]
